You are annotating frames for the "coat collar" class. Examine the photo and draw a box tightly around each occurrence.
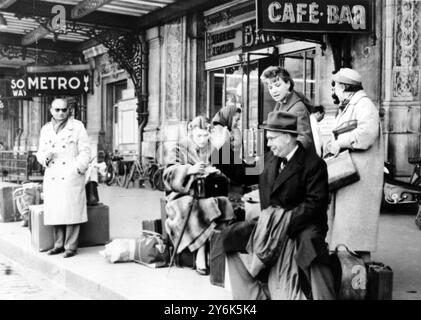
[276,91,301,112]
[270,143,305,194]
[336,90,367,121]
[47,118,75,137]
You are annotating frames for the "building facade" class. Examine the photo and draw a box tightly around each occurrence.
[0,0,419,180]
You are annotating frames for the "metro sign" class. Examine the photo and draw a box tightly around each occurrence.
[8,72,91,97]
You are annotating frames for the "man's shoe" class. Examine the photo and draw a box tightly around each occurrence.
[47,247,64,255]
[63,250,76,258]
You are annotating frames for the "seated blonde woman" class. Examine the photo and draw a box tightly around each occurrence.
[163,116,235,275]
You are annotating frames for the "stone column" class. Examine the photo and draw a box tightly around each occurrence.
[160,18,188,164]
[18,100,29,152]
[28,97,42,151]
[142,27,162,160]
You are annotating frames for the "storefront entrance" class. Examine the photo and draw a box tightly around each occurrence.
[207,45,317,157]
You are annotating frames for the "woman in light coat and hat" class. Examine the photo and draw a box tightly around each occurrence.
[325,68,384,261]
[36,98,91,258]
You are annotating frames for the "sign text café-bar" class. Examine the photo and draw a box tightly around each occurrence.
[256,0,374,33]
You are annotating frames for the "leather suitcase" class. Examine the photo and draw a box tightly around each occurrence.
[142,219,162,234]
[29,205,54,252]
[79,203,110,248]
[366,262,393,300]
[210,229,225,287]
[0,182,20,222]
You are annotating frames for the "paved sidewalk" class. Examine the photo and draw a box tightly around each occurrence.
[0,253,83,300]
[0,184,420,300]
[0,185,232,300]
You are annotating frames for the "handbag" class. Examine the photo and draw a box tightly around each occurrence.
[191,172,229,199]
[134,230,170,268]
[330,244,367,300]
[324,150,360,191]
[332,120,358,139]
[85,181,99,206]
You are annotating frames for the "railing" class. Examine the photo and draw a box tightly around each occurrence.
[0,151,44,183]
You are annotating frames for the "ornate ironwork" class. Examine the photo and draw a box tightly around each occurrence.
[393,0,419,98]
[95,30,148,127]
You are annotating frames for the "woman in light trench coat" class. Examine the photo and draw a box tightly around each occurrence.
[325,68,384,261]
[36,98,91,258]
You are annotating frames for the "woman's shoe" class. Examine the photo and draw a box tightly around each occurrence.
[47,247,64,255]
[196,267,209,276]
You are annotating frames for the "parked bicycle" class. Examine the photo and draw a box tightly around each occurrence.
[102,151,165,190]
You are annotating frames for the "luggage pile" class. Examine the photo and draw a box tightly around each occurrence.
[331,245,393,300]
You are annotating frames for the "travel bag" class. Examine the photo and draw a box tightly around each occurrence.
[134,230,169,268]
[366,262,393,300]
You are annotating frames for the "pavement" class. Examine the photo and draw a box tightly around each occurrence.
[0,184,232,300]
[0,184,420,300]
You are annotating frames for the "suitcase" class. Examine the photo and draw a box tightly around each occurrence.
[142,219,162,234]
[366,262,393,300]
[210,229,225,287]
[79,203,110,248]
[0,182,20,222]
[29,205,54,252]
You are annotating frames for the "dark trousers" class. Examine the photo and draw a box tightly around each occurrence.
[53,224,80,251]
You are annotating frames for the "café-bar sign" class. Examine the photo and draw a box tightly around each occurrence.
[8,72,90,97]
[256,0,374,33]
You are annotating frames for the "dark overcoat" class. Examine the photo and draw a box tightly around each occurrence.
[259,143,330,278]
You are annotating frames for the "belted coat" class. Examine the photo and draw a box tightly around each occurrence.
[36,118,91,225]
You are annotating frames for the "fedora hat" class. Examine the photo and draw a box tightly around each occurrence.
[259,111,298,134]
[332,68,362,85]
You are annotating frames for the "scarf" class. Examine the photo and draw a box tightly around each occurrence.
[51,116,69,134]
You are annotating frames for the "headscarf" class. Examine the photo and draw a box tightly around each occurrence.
[212,105,239,131]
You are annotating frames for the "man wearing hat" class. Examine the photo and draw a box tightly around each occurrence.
[225,111,335,300]
[326,68,384,261]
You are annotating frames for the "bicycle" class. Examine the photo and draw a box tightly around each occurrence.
[124,156,161,189]
[103,152,126,187]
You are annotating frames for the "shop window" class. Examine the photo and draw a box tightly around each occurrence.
[209,69,224,117]
[282,49,315,103]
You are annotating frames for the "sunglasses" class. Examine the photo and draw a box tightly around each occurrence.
[54,108,68,112]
